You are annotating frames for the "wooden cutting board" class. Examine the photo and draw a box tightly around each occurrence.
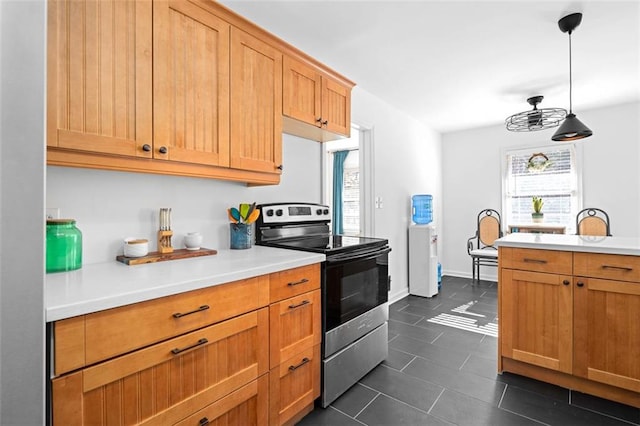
[116,248,217,265]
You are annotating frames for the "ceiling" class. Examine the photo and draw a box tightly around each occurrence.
[219,0,640,133]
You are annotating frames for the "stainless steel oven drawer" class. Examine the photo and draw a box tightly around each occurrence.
[321,321,388,407]
[324,302,388,357]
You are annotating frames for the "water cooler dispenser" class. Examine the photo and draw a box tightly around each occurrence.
[409,195,439,297]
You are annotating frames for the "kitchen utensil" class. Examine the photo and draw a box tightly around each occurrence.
[245,202,256,220]
[229,207,241,223]
[246,208,260,224]
[240,203,251,221]
[227,208,239,223]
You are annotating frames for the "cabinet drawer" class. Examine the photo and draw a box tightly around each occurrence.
[269,263,320,303]
[174,375,269,426]
[52,308,269,426]
[574,252,640,282]
[269,289,321,369]
[269,344,321,426]
[500,247,572,275]
[55,275,269,373]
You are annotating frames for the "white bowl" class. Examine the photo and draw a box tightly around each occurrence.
[184,232,203,250]
[124,238,149,257]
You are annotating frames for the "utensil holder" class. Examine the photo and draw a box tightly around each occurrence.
[158,230,174,254]
[230,223,251,249]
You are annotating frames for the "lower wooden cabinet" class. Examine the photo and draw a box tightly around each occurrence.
[52,309,269,425]
[269,345,320,426]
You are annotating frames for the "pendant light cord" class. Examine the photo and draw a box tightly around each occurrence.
[568,32,573,113]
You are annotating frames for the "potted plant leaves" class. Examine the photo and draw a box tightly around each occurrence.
[532,196,544,223]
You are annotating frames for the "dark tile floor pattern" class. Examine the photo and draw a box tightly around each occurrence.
[297,276,640,426]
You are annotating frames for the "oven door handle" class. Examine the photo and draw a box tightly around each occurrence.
[326,247,391,264]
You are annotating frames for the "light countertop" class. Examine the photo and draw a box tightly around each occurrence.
[45,246,325,322]
[495,233,640,256]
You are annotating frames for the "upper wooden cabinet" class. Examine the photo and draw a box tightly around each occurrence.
[153,0,230,167]
[47,0,153,157]
[283,56,353,142]
[230,28,283,174]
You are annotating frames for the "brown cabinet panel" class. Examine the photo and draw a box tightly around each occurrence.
[283,56,322,125]
[574,277,640,392]
[500,247,572,275]
[500,269,573,373]
[84,275,269,366]
[269,345,320,426]
[270,263,321,303]
[574,252,640,283]
[321,77,351,136]
[52,309,269,426]
[153,0,230,166]
[47,0,153,156]
[269,289,321,370]
[230,28,282,174]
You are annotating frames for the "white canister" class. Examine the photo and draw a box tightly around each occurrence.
[124,238,149,257]
[184,232,203,250]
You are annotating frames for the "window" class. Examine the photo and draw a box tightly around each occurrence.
[502,143,582,233]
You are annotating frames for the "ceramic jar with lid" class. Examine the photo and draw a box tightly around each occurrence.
[46,219,82,273]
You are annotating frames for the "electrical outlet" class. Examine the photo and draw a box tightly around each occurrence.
[46,208,60,220]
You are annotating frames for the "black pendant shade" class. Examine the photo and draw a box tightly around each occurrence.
[551,113,592,141]
[552,12,593,142]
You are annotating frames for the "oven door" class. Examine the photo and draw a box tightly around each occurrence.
[324,246,391,333]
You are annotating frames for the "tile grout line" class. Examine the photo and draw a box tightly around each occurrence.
[427,387,446,414]
[358,382,433,417]
[351,391,382,420]
[400,356,418,373]
[327,405,368,425]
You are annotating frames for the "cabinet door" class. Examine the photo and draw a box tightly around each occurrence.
[500,269,573,373]
[283,56,322,126]
[321,76,351,137]
[270,289,321,369]
[153,0,230,166]
[574,277,640,392]
[270,345,320,426]
[52,309,269,426]
[230,28,282,173]
[47,0,152,157]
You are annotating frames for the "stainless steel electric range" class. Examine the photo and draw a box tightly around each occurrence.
[255,202,391,407]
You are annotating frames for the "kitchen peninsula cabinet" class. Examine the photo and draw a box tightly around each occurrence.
[47,0,354,185]
[497,234,640,408]
[48,248,325,425]
[283,56,353,142]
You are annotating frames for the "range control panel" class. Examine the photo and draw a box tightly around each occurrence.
[257,203,331,224]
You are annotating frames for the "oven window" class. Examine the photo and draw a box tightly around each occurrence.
[325,253,389,331]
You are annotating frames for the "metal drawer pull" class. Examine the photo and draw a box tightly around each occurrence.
[172,305,210,318]
[287,278,309,287]
[288,300,310,310]
[199,417,209,426]
[171,338,208,355]
[288,357,310,371]
[523,258,547,264]
[602,265,633,272]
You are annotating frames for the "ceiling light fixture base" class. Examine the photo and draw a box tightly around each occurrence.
[558,13,582,34]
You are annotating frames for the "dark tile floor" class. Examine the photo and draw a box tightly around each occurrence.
[298,276,640,426]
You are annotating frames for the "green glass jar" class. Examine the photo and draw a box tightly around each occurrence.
[46,219,82,273]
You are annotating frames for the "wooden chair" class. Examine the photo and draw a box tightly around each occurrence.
[467,209,503,282]
[576,208,611,236]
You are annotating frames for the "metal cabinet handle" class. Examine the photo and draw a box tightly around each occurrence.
[321,120,328,126]
[602,265,633,272]
[158,146,168,154]
[171,338,208,355]
[173,305,210,318]
[563,279,570,285]
[523,258,547,264]
[276,164,284,171]
[198,417,209,425]
[287,278,309,287]
[576,281,585,287]
[288,357,310,371]
[315,117,322,123]
[142,144,151,152]
[288,300,310,310]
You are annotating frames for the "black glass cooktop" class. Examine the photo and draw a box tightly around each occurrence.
[264,234,388,255]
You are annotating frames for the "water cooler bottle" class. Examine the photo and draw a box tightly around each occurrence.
[409,195,439,297]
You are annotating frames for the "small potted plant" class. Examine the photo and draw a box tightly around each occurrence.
[532,196,544,223]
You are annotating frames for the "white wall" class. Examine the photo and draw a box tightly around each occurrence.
[442,101,640,281]
[352,87,442,302]
[48,134,322,264]
[0,0,46,423]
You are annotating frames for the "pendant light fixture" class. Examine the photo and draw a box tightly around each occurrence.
[505,95,566,132]
[552,12,593,141]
